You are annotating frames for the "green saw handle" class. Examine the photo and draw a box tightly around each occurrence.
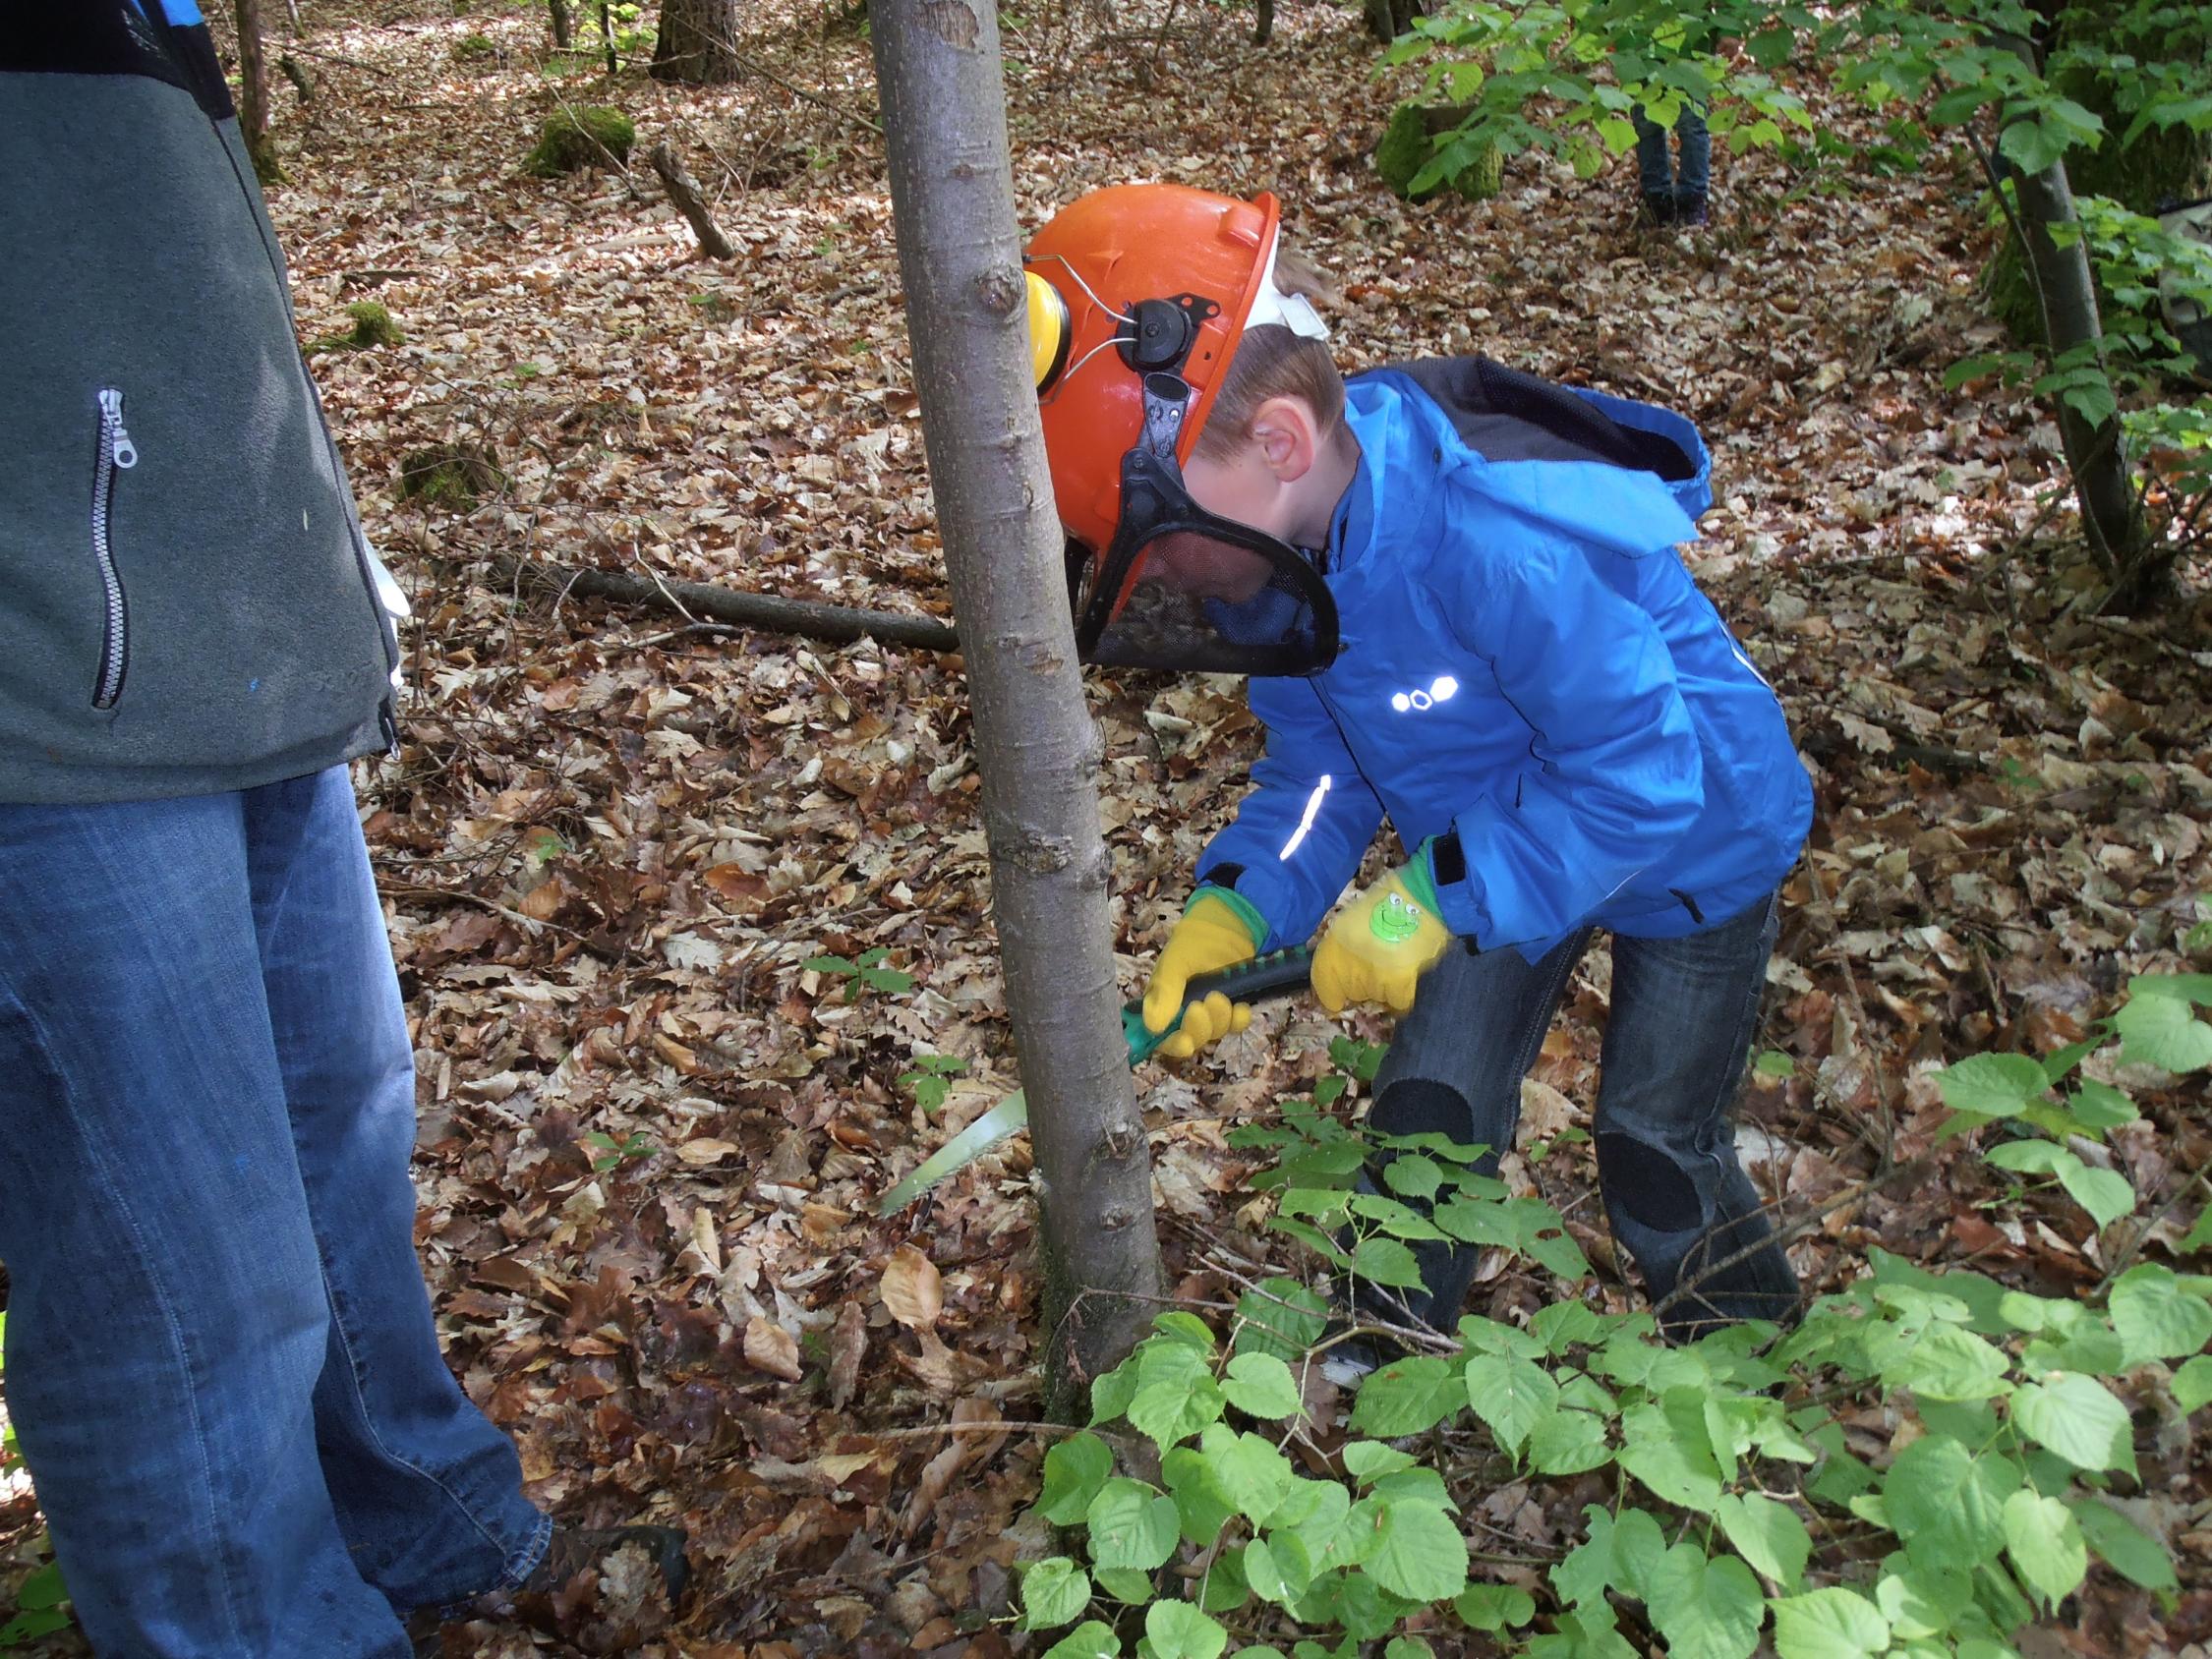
[1122,944,1315,1065]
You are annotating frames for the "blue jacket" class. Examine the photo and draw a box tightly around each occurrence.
[1195,359,1812,959]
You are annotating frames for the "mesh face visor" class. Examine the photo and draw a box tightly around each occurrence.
[1067,375,1339,676]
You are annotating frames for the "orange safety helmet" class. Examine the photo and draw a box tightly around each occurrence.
[1022,184,1339,676]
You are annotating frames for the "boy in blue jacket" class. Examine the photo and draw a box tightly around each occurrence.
[1023,184,1812,1346]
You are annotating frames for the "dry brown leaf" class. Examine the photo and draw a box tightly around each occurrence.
[879,1244,942,1330]
[743,1315,802,1382]
[676,1137,740,1165]
[828,1299,867,1410]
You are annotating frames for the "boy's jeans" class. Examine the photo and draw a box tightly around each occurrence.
[1364,890,1797,1340]
[1632,102,1712,201]
[0,768,548,1657]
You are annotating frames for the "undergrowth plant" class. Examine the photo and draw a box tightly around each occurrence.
[1017,981,2211,1657]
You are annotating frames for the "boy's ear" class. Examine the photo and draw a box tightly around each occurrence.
[1247,395,1320,483]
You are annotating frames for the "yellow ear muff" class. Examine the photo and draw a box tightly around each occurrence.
[1026,269,1073,393]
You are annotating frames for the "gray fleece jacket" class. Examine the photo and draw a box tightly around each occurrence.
[1,1,399,805]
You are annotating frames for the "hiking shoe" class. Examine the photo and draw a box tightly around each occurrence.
[1674,191,1711,227]
[1641,191,1677,227]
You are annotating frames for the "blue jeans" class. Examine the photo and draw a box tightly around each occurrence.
[0,769,548,1657]
[1365,890,1797,1339]
[1632,102,1711,201]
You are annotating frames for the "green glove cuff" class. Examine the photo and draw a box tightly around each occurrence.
[1189,885,1270,951]
[1402,842,1444,919]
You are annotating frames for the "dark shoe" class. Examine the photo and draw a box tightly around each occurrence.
[1674,191,1711,227]
[1641,191,1677,227]
[1647,1192,1798,1344]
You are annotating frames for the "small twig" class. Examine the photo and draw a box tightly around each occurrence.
[2093,1160,2211,1295]
[375,879,579,940]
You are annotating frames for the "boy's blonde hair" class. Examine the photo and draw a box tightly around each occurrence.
[1193,247,1346,462]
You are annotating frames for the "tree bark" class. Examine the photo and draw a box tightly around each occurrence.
[233,0,282,184]
[549,0,573,48]
[649,139,737,260]
[1995,36,2149,598]
[869,0,1164,1411]
[651,0,744,83]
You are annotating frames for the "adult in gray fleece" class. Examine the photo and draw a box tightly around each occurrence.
[0,8,679,1654]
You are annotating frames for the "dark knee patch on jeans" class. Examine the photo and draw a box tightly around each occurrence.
[1597,1131,1702,1231]
[1369,1077,1475,1145]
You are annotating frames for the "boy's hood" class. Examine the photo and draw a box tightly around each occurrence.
[1332,364,1708,569]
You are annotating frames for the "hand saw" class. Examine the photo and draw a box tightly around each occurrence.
[875,945,1313,1214]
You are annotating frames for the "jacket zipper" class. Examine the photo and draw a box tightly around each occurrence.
[89,387,140,709]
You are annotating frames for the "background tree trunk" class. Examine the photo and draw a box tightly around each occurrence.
[869,0,1165,1412]
[651,0,743,83]
[548,0,573,48]
[233,0,282,184]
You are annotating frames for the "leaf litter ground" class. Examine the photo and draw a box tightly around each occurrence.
[2,0,2209,1653]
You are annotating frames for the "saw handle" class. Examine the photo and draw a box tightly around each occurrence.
[1122,944,1314,1065]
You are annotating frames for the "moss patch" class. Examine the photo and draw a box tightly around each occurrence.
[398,443,504,508]
[1376,103,1502,203]
[523,105,636,177]
[309,301,405,355]
[452,32,497,63]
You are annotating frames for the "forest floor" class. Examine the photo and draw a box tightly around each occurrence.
[4,0,2212,1653]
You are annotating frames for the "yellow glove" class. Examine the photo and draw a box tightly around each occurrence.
[1312,856,1452,1015]
[1143,889,1265,1059]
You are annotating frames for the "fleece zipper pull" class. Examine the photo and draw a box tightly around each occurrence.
[99,389,139,471]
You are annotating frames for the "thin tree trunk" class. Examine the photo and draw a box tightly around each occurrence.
[549,0,573,48]
[651,0,744,83]
[869,0,1164,1412]
[234,0,282,184]
[649,139,737,259]
[1997,35,2148,596]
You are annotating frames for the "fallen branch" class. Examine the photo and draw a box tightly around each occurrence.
[650,138,737,260]
[481,554,961,653]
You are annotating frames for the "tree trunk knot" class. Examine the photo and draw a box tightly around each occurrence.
[1004,829,1074,872]
[920,0,980,49]
[976,263,1023,316]
[1102,1119,1140,1158]
[1099,1203,1135,1230]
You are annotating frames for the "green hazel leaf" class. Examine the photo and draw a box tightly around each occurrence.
[2003,1488,2089,1610]
[1234,1280,1330,1361]
[2069,1496,2179,1595]
[1384,1640,1434,1659]
[2066,1079,2137,1128]
[2058,1162,2135,1228]
[2173,1353,2212,1414]
[1153,1311,1218,1348]
[1350,1356,1463,1437]
[1221,1352,1305,1421]
[1352,1234,1428,1289]
[1196,1425,1294,1529]
[1364,1500,1471,1601]
[2112,989,2212,1072]
[1039,1433,1116,1524]
[1371,1466,1453,1510]
[1525,1407,1612,1475]
[1092,1569,1155,1603]
[1463,1354,1558,1456]
[1145,1598,1229,1659]
[1199,1545,1250,1615]
[1883,1435,2018,1569]
[1039,1620,1121,1659]
[2111,1264,2212,1364]
[2185,1204,2212,1254]
[1129,1376,1226,1452]
[1754,1048,1796,1078]
[1384,1155,1444,1200]
[1432,1197,1517,1246]
[1163,1447,1237,1547]
[1647,1544,1765,1659]
[1616,1404,1722,1514]
[1458,1312,1548,1359]
[1714,1492,1811,1588]
[1340,1441,1417,1482]
[1271,1478,1355,1573]
[1878,1322,2013,1402]
[1091,1354,1140,1426]
[1874,1564,1973,1641]
[1454,1583,1537,1630]
[1086,1478,1182,1572]
[2011,1371,2136,1473]
[1528,1299,1603,1353]
[1936,1053,2046,1116]
[2130,973,2212,1004]
[1021,1559,1093,1630]
[1769,1586,1891,1659]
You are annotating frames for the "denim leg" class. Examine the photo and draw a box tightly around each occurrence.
[1673,104,1713,201]
[1357,931,1591,1330]
[1597,892,1798,1339]
[246,769,548,1610]
[1631,106,1675,197]
[0,791,412,1658]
